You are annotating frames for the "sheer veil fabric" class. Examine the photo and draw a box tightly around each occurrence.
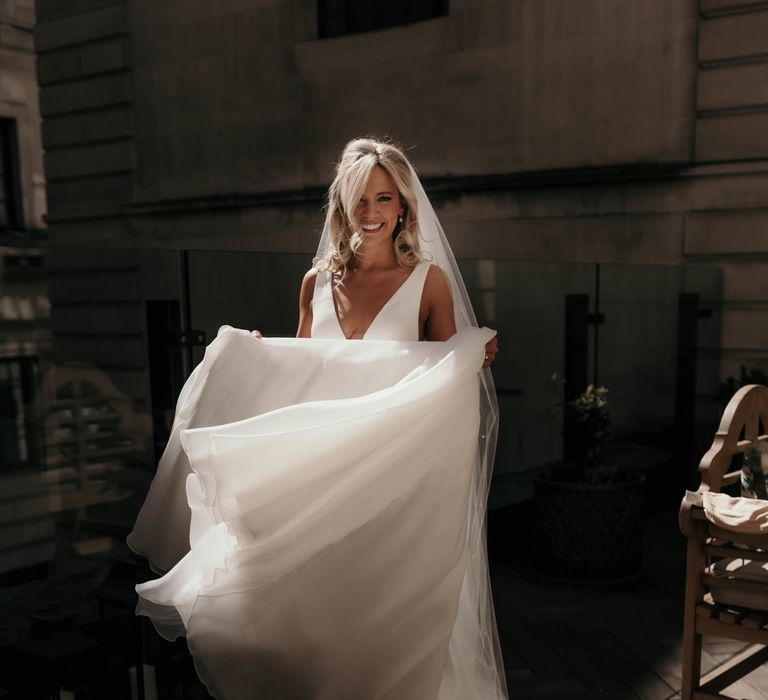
[129,162,508,699]
[315,161,506,698]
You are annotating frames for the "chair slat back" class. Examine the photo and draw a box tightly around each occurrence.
[698,384,768,493]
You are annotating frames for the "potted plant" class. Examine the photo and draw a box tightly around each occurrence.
[533,381,646,583]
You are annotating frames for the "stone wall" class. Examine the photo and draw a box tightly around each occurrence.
[689,0,768,382]
[31,0,768,483]
[35,0,133,237]
[0,0,45,230]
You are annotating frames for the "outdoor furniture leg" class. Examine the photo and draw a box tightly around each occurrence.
[135,616,145,700]
[680,531,705,699]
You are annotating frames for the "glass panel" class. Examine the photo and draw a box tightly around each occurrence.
[459,258,595,506]
[187,250,309,363]
[0,246,183,588]
[599,262,723,503]
[0,245,726,640]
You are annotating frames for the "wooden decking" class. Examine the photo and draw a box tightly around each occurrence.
[490,507,768,699]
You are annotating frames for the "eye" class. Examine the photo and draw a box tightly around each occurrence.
[378,196,392,202]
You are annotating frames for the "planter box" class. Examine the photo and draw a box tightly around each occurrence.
[533,474,646,584]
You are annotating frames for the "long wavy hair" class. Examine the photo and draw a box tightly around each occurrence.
[317,138,425,276]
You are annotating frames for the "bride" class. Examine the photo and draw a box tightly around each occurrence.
[129,138,507,699]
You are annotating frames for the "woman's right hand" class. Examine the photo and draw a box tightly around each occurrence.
[251,330,263,339]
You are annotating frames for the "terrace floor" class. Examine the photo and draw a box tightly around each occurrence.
[489,504,768,700]
[0,503,765,699]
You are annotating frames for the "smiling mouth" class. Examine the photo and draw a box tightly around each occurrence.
[361,223,385,232]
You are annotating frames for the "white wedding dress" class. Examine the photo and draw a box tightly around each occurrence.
[129,260,507,699]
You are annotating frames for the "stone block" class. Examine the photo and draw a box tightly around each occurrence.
[43,106,131,150]
[35,3,125,52]
[81,36,127,73]
[50,301,144,335]
[53,335,146,368]
[687,168,768,212]
[445,211,685,264]
[0,0,34,27]
[85,107,131,140]
[698,62,768,111]
[45,140,134,179]
[463,2,523,51]
[700,0,768,14]
[721,308,768,351]
[37,48,81,85]
[294,14,445,75]
[36,0,115,22]
[685,209,768,255]
[293,0,317,41]
[42,113,84,148]
[696,111,768,162]
[40,72,132,116]
[0,22,34,50]
[699,11,768,64]
[38,37,128,84]
[237,1,294,46]
[48,268,142,303]
[722,262,768,301]
[47,172,132,211]
[46,246,139,271]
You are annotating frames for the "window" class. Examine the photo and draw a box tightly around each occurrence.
[318,0,448,39]
[0,356,39,470]
[0,118,23,232]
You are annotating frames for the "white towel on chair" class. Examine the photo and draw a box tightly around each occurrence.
[701,491,768,534]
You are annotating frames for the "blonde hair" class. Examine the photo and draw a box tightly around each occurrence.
[317,138,425,275]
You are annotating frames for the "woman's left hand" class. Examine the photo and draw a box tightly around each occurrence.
[483,335,498,369]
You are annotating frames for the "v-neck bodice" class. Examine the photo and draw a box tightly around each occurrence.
[311,262,431,341]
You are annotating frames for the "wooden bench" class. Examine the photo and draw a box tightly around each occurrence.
[679,384,768,699]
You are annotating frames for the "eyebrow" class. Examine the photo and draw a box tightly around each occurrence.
[362,191,394,197]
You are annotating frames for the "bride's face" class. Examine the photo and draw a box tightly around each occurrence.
[353,165,403,241]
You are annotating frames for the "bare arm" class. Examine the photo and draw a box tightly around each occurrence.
[422,265,457,342]
[296,268,318,338]
[422,264,499,368]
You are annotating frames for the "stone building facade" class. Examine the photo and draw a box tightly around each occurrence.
[30,0,768,493]
[0,0,45,234]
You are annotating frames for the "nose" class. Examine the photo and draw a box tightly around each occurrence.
[358,199,376,220]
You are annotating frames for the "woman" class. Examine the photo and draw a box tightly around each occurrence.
[294,139,497,366]
[132,138,507,699]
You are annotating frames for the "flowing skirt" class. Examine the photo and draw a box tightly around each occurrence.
[129,327,507,700]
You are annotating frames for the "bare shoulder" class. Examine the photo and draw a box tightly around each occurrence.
[299,267,320,304]
[421,263,456,340]
[302,267,320,284]
[296,267,320,338]
[423,263,452,302]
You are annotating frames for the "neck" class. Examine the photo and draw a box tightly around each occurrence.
[352,238,397,272]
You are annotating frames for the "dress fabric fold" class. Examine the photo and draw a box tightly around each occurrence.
[130,325,506,700]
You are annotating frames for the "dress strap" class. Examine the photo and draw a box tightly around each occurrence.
[313,269,338,307]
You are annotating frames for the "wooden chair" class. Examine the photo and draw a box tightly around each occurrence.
[679,384,768,699]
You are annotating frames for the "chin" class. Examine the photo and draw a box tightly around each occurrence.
[360,226,392,238]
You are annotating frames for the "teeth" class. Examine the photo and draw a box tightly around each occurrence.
[362,223,383,231]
